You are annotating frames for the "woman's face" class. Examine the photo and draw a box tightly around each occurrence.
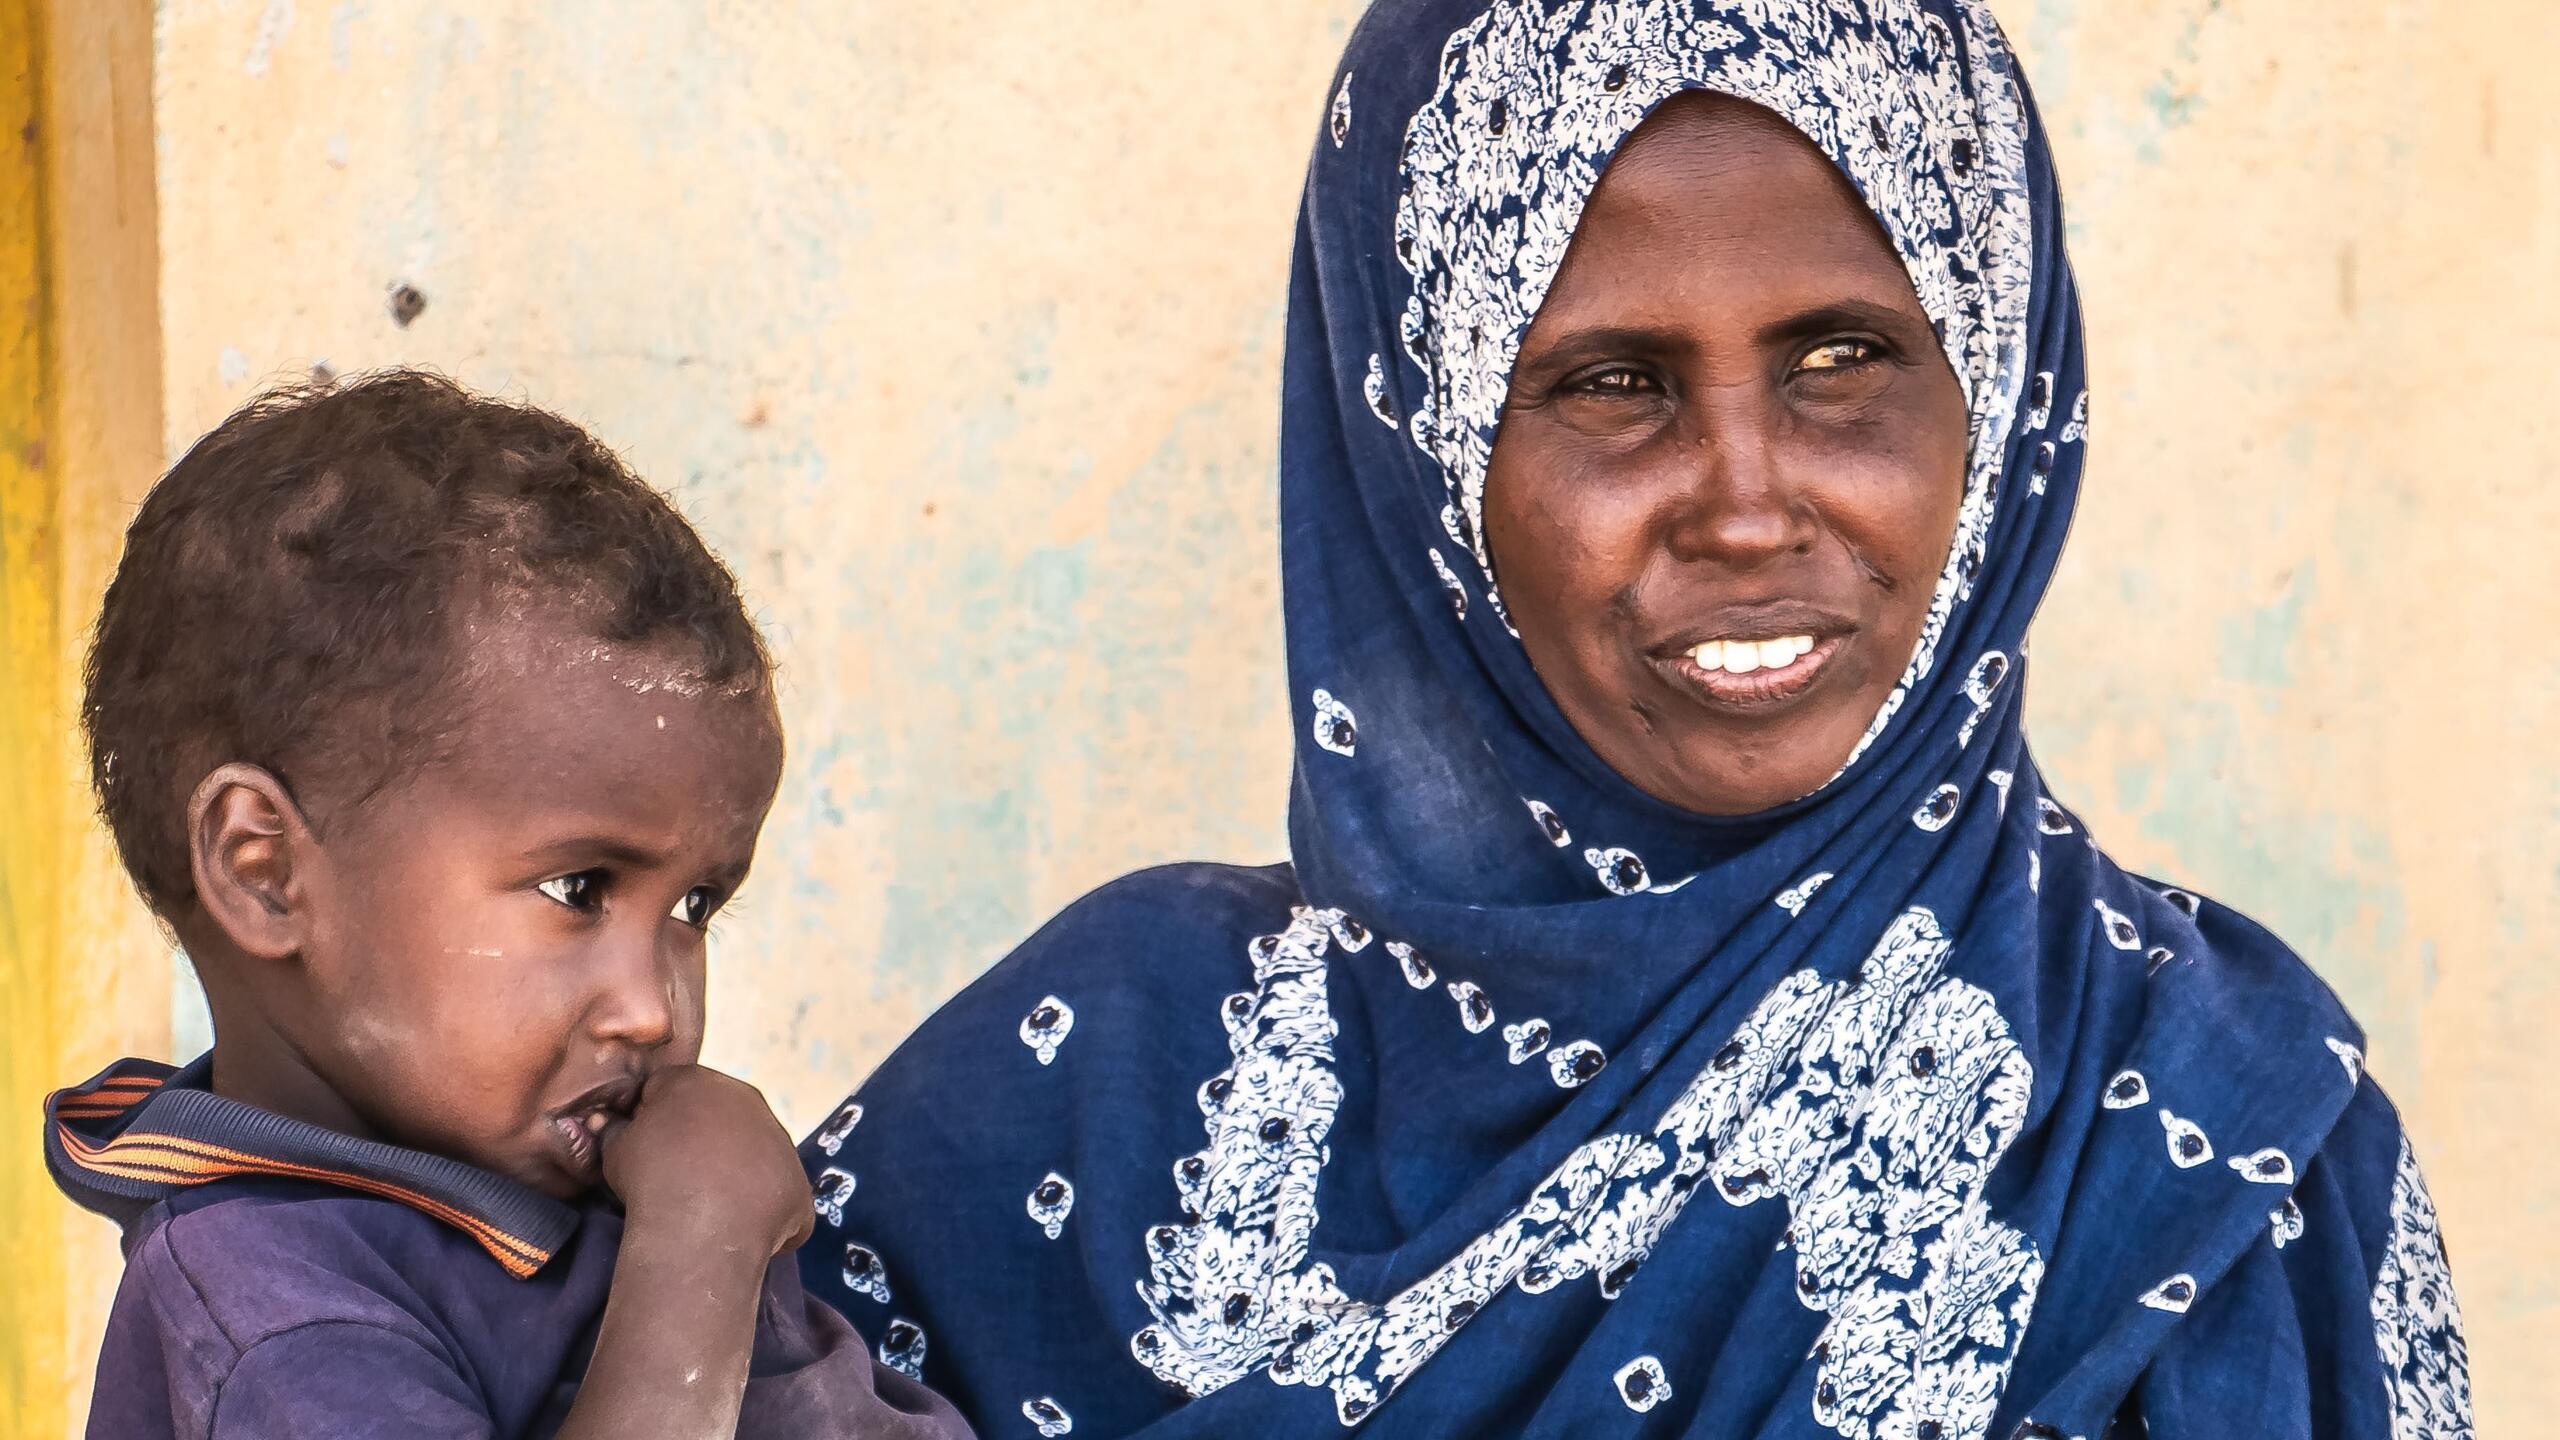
[1484,93,1971,817]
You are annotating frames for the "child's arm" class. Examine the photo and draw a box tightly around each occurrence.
[554,1063,817,1440]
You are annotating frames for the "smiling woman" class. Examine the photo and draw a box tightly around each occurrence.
[793,3,2473,1439]
[1486,91,1973,815]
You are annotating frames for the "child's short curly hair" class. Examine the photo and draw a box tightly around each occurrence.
[84,368,772,916]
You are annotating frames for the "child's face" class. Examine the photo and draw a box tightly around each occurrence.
[276,610,785,1199]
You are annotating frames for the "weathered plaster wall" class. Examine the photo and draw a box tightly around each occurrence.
[17,0,2549,1431]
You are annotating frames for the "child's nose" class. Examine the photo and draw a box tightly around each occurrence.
[591,939,683,1050]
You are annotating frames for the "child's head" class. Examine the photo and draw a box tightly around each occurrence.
[84,370,785,1199]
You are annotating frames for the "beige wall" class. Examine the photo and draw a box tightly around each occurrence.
[10,0,2550,1431]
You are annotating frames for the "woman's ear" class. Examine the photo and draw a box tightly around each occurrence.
[185,763,319,962]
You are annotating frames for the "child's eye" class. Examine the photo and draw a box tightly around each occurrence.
[671,886,720,928]
[537,871,604,912]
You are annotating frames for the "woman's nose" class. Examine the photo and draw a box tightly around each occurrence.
[1660,419,1815,569]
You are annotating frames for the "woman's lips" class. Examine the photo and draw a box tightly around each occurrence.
[1649,632,1848,713]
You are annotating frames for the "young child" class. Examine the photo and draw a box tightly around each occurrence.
[44,371,973,1440]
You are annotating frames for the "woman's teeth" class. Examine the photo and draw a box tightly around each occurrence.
[583,1110,610,1134]
[1689,635,1816,674]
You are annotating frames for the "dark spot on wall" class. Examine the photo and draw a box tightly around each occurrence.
[387,283,427,328]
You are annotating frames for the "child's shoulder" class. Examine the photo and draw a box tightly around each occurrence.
[130,1177,493,1352]
[128,1176,617,1358]
[97,1178,617,1436]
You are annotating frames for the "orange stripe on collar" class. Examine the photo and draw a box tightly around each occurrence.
[55,1125,553,1277]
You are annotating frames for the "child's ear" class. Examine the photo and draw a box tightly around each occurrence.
[185,763,319,961]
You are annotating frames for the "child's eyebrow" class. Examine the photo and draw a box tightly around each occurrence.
[516,835,759,888]
[516,836,673,872]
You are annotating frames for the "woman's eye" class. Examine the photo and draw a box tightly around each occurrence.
[1569,367,1660,396]
[537,871,603,912]
[671,886,719,928]
[1796,339,1882,372]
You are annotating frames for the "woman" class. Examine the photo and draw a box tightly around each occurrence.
[802,3,2472,1437]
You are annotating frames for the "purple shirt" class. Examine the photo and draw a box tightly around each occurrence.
[49,1058,972,1440]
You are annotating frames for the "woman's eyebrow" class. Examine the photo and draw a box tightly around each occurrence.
[1755,297,1928,347]
[1516,323,1690,372]
[1520,298,1927,373]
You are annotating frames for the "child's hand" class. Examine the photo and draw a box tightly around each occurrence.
[561,1065,813,1440]
[600,1063,815,1257]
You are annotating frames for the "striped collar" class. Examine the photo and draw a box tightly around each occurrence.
[45,1057,579,1278]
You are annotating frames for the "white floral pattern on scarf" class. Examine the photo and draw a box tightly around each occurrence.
[2370,1136,2474,1440]
[1134,906,2041,1437]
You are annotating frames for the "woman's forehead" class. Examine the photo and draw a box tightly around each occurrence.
[1562,91,1922,293]
[1608,88,1895,203]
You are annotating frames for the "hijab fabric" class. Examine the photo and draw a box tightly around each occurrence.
[802,4,2475,1437]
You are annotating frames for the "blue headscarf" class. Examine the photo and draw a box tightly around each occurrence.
[802,4,2473,1437]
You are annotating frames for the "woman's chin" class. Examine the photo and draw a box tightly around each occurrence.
[1624,705,1883,817]
[1600,675,1886,817]
[1648,762,1835,819]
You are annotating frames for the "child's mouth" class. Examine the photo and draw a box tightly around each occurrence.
[548,1076,642,1185]
[552,1110,611,1182]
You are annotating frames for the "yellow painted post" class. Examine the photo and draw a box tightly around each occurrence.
[1,0,70,1429]
[5,2,167,1434]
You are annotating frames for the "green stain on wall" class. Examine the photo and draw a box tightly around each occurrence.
[2144,78,2201,132]
[2114,725,2410,1051]
[2219,561,2313,694]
